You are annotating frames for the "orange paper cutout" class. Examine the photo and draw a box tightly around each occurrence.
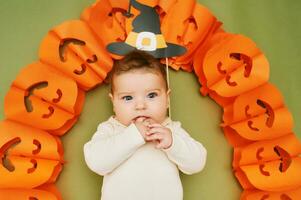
[224,107,293,146]
[81,0,128,47]
[201,34,270,102]
[0,155,61,188]
[241,187,301,200]
[161,0,221,71]
[233,134,301,168]
[39,20,113,90]
[4,62,84,135]
[235,157,301,192]
[0,188,59,200]
[223,83,285,125]
[0,120,63,188]
[0,120,63,161]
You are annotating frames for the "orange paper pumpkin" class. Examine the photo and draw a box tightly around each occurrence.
[223,83,285,126]
[235,157,301,192]
[233,134,301,168]
[224,107,293,146]
[4,62,84,135]
[81,0,128,47]
[0,188,58,200]
[193,32,230,85]
[39,20,113,90]
[161,0,221,71]
[241,188,301,200]
[0,120,62,188]
[201,34,270,104]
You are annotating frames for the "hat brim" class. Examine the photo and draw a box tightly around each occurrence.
[107,42,186,58]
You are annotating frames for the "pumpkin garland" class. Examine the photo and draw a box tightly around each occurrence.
[0,0,301,199]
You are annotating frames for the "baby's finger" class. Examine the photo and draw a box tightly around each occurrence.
[146,132,163,141]
[148,123,162,128]
[156,143,163,149]
[148,127,168,135]
[135,116,145,123]
[144,118,156,124]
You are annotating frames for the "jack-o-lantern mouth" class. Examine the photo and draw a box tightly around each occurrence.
[256,145,292,176]
[59,38,86,62]
[274,145,292,173]
[0,137,21,171]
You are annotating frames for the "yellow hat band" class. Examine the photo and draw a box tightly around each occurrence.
[125,31,167,51]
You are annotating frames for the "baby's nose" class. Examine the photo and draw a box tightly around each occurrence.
[135,100,146,110]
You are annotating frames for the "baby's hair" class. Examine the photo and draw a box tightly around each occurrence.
[107,50,168,92]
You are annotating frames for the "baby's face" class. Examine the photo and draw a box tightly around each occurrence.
[109,70,170,126]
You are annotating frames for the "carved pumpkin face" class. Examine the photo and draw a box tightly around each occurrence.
[241,187,301,200]
[0,188,58,200]
[236,157,301,192]
[0,120,62,188]
[223,83,285,125]
[160,1,219,71]
[234,134,301,192]
[222,83,293,146]
[4,62,84,135]
[202,34,270,98]
[233,134,301,169]
[81,0,128,47]
[39,20,113,90]
[228,107,293,142]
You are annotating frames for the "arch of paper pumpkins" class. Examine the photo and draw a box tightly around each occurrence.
[1,0,301,199]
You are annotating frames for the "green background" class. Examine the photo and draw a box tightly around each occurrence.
[0,0,300,199]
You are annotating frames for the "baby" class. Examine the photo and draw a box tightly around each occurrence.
[83,50,207,200]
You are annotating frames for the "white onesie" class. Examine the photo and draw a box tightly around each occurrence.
[84,116,207,200]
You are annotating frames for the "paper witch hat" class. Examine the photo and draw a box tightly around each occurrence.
[106,0,187,58]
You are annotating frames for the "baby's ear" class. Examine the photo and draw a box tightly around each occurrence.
[167,88,171,96]
[109,93,113,101]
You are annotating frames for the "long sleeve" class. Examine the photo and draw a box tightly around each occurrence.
[83,121,145,176]
[163,121,207,175]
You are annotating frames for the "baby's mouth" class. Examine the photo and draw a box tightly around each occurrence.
[133,116,149,121]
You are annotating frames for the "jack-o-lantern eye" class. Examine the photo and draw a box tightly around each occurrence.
[259,164,270,176]
[87,54,97,63]
[217,61,226,75]
[32,139,41,155]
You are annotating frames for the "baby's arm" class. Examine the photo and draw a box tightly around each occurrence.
[83,121,145,176]
[163,121,207,175]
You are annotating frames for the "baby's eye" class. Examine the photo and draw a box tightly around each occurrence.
[147,92,158,99]
[122,95,133,101]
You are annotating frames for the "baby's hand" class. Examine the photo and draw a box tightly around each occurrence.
[133,117,150,140]
[146,123,173,149]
